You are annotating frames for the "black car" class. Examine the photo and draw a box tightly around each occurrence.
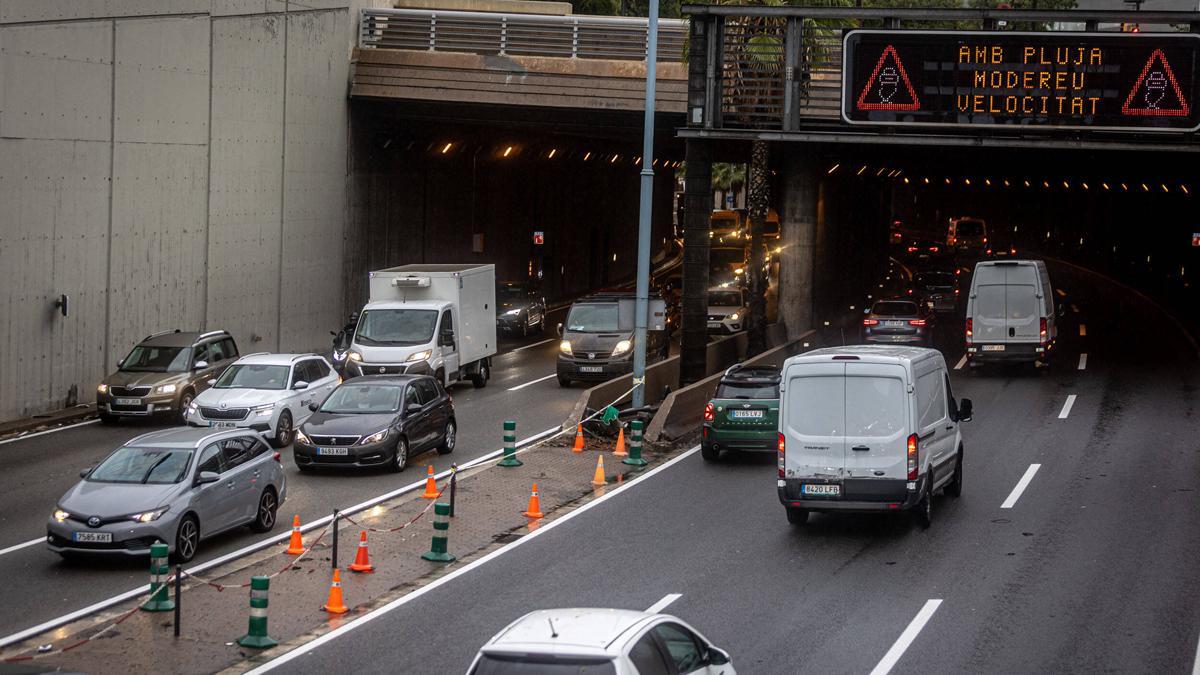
[861,299,935,346]
[497,281,547,337]
[912,270,960,314]
[293,375,455,473]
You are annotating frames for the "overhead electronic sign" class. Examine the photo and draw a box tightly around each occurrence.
[842,30,1200,132]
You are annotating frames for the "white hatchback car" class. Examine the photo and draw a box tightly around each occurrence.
[467,608,735,674]
[186,353,339,448]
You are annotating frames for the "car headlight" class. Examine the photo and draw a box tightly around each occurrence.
[406,349,432,363]
[294,429,311,444]
[728,312,740,321]
[360,429,389,445]
[187,402,199,415]
[612,339,632,355]
[53,508,70,523]
[96,384,108,394]
[504,308,522,316]
[250,402,276,417]
[155,384,177,395]
[127,506,169,523]
[559,340,573,355]
[348,352,362,362]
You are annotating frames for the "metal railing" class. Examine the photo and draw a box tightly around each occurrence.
[685,6,1200,131]
[360,8,687,62]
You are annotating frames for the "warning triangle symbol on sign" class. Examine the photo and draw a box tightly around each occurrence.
[856,45,920,111]
[1122,49,1190,117]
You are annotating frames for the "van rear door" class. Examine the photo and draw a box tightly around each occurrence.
[842,363,910,487]
[782,363,845,480]
[1004,264,1040,342]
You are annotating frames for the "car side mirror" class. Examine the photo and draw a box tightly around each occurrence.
[79,467,92,478]
[406,403,423,415]
[207,378,217,387]
[308,402,320,412]
[196,471,220,486]
[439,332,454,347]
[193,360,208,370]
[707,646,731,666]
[958,398,973,422]
[292,380,309,390]
[556,323,563,337]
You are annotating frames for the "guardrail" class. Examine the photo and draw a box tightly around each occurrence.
[360,8,688,62]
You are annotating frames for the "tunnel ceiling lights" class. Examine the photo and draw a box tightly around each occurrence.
[441,142,453,154]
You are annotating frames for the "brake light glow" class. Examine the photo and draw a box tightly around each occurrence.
[273,452,281,463]
[703,402,715,422]
[863,318,879,326]
[907,246,918,253]
[954,288,960,295]
[965,318,973,344]
[908,319,926,326]
[1040,318,1048,342]
[929,246,939,253]
[778,433,786,478]
[907,433,918,480]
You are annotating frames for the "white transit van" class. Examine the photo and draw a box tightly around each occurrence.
[777,346,972,527]
[965,260,1057,367]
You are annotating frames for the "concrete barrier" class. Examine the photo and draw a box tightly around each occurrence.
[645,328,819,443]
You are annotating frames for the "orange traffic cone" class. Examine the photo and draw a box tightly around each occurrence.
[285,515,305,555]
[572,424,585,453]
[322,569,349,614]
[613,427,628,457]
[421,465,439,499]
[591,455,607,486]
[348,531,374,573]
[522,483,545,518]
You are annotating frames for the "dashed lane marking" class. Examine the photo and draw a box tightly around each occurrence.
[511,338,556,353]
[1001,464,1041,509]
[508,373,557,391]
[646,594,682,614]
[1078,354,1087,370]
[0,538,42,557]
[1059,394,1077,419]
[869,599,943,675]
[953,355,967,370]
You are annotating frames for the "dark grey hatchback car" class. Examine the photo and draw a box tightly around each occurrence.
[292,375,455,473]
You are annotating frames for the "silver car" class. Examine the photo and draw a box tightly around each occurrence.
[48,428,287,563]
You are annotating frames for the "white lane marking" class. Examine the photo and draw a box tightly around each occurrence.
[646,593,682,614]
[511,337,556,353]
[245,446,704,674]
[1078,354,1087,370]
[508,373,557,391]
[869,599,943,675]
[0,418,100,447]
[0,538,43,557]
[1079,324,1087,337]
[1000,464,1041,509]
[0,425,563,649]
[1191,627,1200,675]
[953,355,967,370]
[1058,394,1077,419]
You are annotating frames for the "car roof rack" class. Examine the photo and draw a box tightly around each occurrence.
[142,329,181,342]
[198,330,230,340]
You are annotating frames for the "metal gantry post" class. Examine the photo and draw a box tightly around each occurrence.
[632,0,660,409]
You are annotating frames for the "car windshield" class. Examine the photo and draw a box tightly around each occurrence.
[497,286,526,302]
[873,301,919,317]
[955,219,984,236]
[215,364,290,390]
[710,215,738,233]
[566,303,620,332]
[470,655,616,675]
[708,291,743,307]
[355,309,438,345]
[320,385,402,414]
[717,381,779,399]
[88,446,192,484]
[120,345,190,373]
[915,273,955,288]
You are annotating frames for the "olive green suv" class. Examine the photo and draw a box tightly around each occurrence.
[701,365,781,462]
[97,330,238,424]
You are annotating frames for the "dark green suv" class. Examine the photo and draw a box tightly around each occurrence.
[701,365,781,462]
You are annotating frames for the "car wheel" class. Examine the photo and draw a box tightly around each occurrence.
[557,375,571,387]
[250,488,278,533]
[471,362,489,388]
[437,419,456,455]
[913,480,933,529]
[946,448,963,498]
[99,412,118,425]
[178,390,195,425]
[173,515,199,564]
[786,507,809,526]
[700,442,719,462]
[390,437,409,473]
[269,411,293,449]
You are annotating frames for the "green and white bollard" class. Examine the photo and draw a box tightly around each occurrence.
[622,419,648,467]
[497,420,523,467]
[141,542,175,612]
[421,502,457,562]
[237,576,278,649]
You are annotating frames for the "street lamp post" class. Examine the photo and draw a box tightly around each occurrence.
[632,0,659,409]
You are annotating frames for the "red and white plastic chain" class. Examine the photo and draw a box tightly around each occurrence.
[186,520,333,591]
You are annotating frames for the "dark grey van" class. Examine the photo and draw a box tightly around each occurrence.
[556,292,668,387]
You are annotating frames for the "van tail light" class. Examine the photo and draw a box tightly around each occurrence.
[778,433,786,478]
[909,319,926,327]
[1040,318,1048,342]
[965,318,973,344]
[907,434,918,480]
[703,402,715,422]
[863,318,879,326]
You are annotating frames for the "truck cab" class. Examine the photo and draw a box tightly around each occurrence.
[556,292,668,387]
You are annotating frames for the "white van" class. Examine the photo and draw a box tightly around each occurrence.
[947,216,988,253]
[965,260,1057,367]
[777,346,972,527]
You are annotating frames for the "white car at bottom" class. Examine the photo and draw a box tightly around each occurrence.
[467,608,736,674]
[186,353,339,448]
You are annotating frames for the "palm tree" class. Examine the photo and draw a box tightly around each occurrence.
[711,162,746,208]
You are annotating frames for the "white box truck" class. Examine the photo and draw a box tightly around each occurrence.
[347,264,497,388]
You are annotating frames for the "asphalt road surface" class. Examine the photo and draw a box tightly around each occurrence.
[264,261,1200,675]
